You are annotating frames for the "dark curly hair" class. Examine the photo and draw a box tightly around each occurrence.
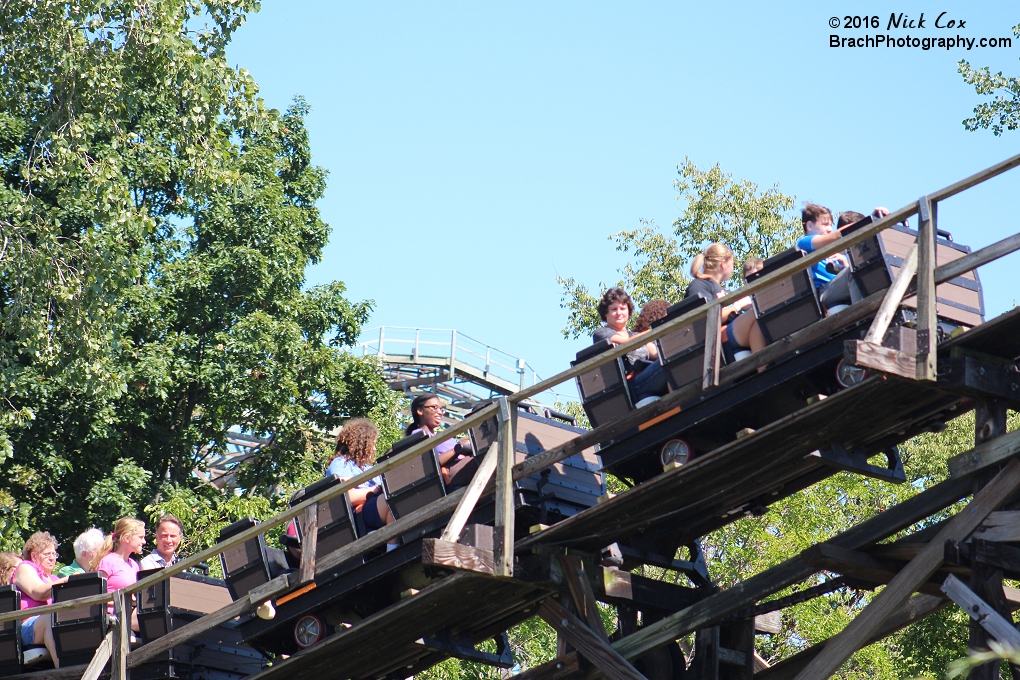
[632,299,669,332]
[333,418,380,469]
[596,287,634,322]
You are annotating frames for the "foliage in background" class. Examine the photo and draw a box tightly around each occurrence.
[0,0,402,559]
[959,23,1020,135]
[557,158,800,338]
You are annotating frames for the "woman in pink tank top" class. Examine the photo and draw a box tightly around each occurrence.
[12,532,68,667]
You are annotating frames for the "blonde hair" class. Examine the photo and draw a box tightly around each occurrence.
[22,531,58,561]
[91,518,145,570]
[690,243,734,280]
[0,552,21,585]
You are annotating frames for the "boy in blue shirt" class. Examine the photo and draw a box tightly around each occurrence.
[797,203,888,310]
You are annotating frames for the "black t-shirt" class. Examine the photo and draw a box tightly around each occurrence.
[684,278,723,301]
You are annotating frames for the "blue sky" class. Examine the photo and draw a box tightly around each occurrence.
[226,2,1020,395]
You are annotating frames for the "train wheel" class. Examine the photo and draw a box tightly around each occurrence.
[294,614,324,649]
[835,358,868,388]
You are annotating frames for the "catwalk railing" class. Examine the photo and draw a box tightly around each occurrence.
[7,150,1020,680]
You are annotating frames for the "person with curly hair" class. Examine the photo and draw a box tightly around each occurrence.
[327,418,395,537]
[11,532,67,666]
[632,299,670,333]
[592,287,668,403]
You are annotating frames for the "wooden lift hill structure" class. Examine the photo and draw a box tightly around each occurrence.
[4,154,1020,680]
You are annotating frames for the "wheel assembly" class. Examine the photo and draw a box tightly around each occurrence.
[294,614,324,649]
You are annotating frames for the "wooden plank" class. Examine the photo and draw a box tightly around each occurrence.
[936,232,1020,284]
[538,598,645,680]
[755,611,782,635]
[845,340,917,380]
[514,652,583,680]
[947,429,1020,479]
[808,542,943,597]
[4,666,90,680]
[863,243,919,345]
[703,303,722,390]
[607,474,973,663]
[916,197,937,381]
[793,458,1020,680]
[928,152,1020,203]
[973,540,1020,577]
[558,555,608,641]
[972,524,1020,543]
[440,441,499,543]
[756,594,950,680]
[111,590,129,680]
[128,574,290,667]
[422,538,495,574]
[942,574,1020,648]
[299,503,318,584]
[80,631,113,680]
[495,398,515,577]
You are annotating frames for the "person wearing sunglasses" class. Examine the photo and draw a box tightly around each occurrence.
[11,532,67,667]
[405,394,477,488]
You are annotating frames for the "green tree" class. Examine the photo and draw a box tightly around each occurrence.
[0,0,402,553]
[959,23,1020,135]
[558,158,800,338]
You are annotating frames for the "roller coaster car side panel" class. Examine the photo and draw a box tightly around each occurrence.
[849,222,983,327]
[599,323,863,482]
[240,411,604,656]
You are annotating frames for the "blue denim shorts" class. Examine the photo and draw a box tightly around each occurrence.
[21,615,38,646]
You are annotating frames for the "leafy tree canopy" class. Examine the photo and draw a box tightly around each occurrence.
[958,23,1020,135]
[0,0,402,554]
[557,158,800,338]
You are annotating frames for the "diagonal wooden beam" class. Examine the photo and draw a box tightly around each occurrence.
[558,555,608,641]
[793,458,1020,680]
[440,441,499,543]
[941,574,1020,649]
[539,598,646,680]
[863,243,918,345]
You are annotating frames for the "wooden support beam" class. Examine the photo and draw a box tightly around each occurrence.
[495,396,515,577]
[422,538,495,574]
[81,631,113,680]
[606,474,973,667]
[973,539,1020,577]
[756,594,950,680]
[440,441,499,543]
[558,555,608,642]
[538,598,646,680]
[948,429,1020,480]
[915,196,937,381]
[704,303,722,390]
[514,652,583,680]
[793,458,1020,680]
[807,542,943,597]
[298,503,318,584]
[111,590,129,680]
[942,574,1020,648]
[844,340,917,380]
[127,574,290,667]
[863,243,918,345]
[936,232,1020,284]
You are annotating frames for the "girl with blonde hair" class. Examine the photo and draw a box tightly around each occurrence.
[93,517,146,629]
[685,243,766,358]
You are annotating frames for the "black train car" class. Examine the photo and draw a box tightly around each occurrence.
[593,226,983,483]
[233,406,604,657]
[134,570,266,680]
